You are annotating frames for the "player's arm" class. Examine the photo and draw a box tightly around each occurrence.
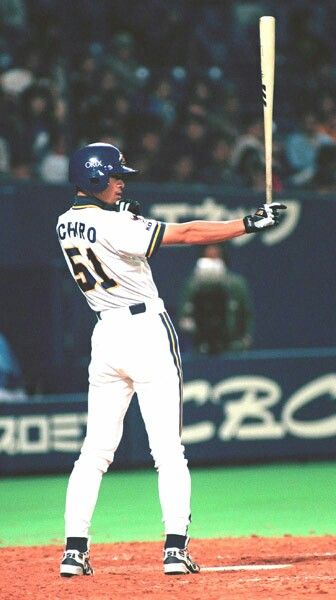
[162,219,245,245]
[162,202,286,246]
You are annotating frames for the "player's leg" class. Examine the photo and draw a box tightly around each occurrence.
[61,378,133,576]
[132,311,199,574]
[64,378,134,539]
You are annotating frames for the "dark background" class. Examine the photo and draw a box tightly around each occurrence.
[0,182,334,394]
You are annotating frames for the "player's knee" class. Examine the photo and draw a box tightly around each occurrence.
[151,441,187,470]
[76,447,114,473]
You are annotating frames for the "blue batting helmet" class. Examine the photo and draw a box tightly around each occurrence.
[68,143,138,193]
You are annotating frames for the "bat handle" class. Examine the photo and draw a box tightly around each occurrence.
[265,166,273,203]
[264,94,273,204]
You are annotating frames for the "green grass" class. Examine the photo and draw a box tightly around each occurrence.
[1,462,335,547]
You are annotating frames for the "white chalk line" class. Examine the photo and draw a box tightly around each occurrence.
[100,552,336,576]
[202,564,291,572]
[233,575,336,584]
[100,563,292,575]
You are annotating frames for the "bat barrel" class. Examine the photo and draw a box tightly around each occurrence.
[259,16,275,203]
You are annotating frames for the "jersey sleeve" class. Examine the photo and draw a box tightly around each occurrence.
[112,212,166,258]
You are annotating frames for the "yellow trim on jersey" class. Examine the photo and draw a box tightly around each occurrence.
[72,205,99,210]
[147,223,162,258]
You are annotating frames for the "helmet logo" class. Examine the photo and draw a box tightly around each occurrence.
[85,159,103,168]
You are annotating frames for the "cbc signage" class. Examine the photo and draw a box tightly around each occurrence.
[1,373,335,459]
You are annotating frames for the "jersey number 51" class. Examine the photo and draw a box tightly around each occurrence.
[65,247,118,292]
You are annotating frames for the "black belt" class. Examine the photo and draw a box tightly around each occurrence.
[96,302,146,320]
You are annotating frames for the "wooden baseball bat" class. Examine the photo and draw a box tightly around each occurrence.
[259,16,275,203]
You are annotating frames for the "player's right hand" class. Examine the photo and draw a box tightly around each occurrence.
[116,199,142,216]
[243,202,287,233]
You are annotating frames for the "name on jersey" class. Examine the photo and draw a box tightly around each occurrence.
[57,221,96,243]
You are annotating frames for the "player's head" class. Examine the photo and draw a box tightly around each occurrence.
[68,143,138,194]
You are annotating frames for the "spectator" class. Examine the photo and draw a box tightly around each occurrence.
[19,83,56,169]
[97,129,126,151]
[105,32,141,94]
[285,110,331,187]
[0,0,27,56]
[110,92,133,126]
[10,140,32,179]
[0,137,10,175]
[38,131,69,184]
[0,331,27,402]
[166,153,197,183]
[235,148,265,191]
[286,7,332,83]
[86,98,132,150]
[71,55,102,103]
[169,114,210,170]
[309,143,336,193]
[186,77,214,114]
[1,1,336,185]
[208,87,242,139]
[233,146,284,193]
[144,76,177,128]
[199,134,240,185]
[137,3,188,67]
[286,111,321,169]
[192,4,229,68]
[0,0,26,31]
[178,244,254,354]
[97,92,133,142]
[316,92,336,128]
[1,63,33,97]
[128,125,163,181]
[230,114,264,170]
[316,108,336,143]
[99,69,121,98]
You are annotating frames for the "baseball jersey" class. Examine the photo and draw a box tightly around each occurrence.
[56,196,166,311]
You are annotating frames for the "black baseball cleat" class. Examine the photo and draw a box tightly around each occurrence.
[163,539,200,575]
[60,549,94,577]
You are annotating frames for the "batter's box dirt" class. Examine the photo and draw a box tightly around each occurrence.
[1,536,336,599]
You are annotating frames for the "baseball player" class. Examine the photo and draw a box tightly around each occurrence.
[57,143,286,577]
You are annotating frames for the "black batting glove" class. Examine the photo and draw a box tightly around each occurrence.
[116,199,142,216]
[243,202,287,233]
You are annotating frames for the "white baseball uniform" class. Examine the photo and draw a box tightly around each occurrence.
[56,196,191,539]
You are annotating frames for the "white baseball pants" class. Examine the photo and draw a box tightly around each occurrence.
[64,298,191,539]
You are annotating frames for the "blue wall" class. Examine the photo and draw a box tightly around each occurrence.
[1,349,335,474]
[0,181,335,392]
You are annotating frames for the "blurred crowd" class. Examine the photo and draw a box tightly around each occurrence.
[1,0,336,191]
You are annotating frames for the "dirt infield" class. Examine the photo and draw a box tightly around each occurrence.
[2,536,336,599]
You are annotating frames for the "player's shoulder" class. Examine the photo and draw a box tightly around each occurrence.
[117,210,149,225]
[57,205,113,220]
[57,207,72,223]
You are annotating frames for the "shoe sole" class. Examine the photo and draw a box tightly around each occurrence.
[164,562,199,575]
[60,565,92,577]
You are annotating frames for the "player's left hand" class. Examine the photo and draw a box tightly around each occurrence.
[116,199,142,216]
[243,202,287,233]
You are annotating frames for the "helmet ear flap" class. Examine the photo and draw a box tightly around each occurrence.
[87,168,109,192]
